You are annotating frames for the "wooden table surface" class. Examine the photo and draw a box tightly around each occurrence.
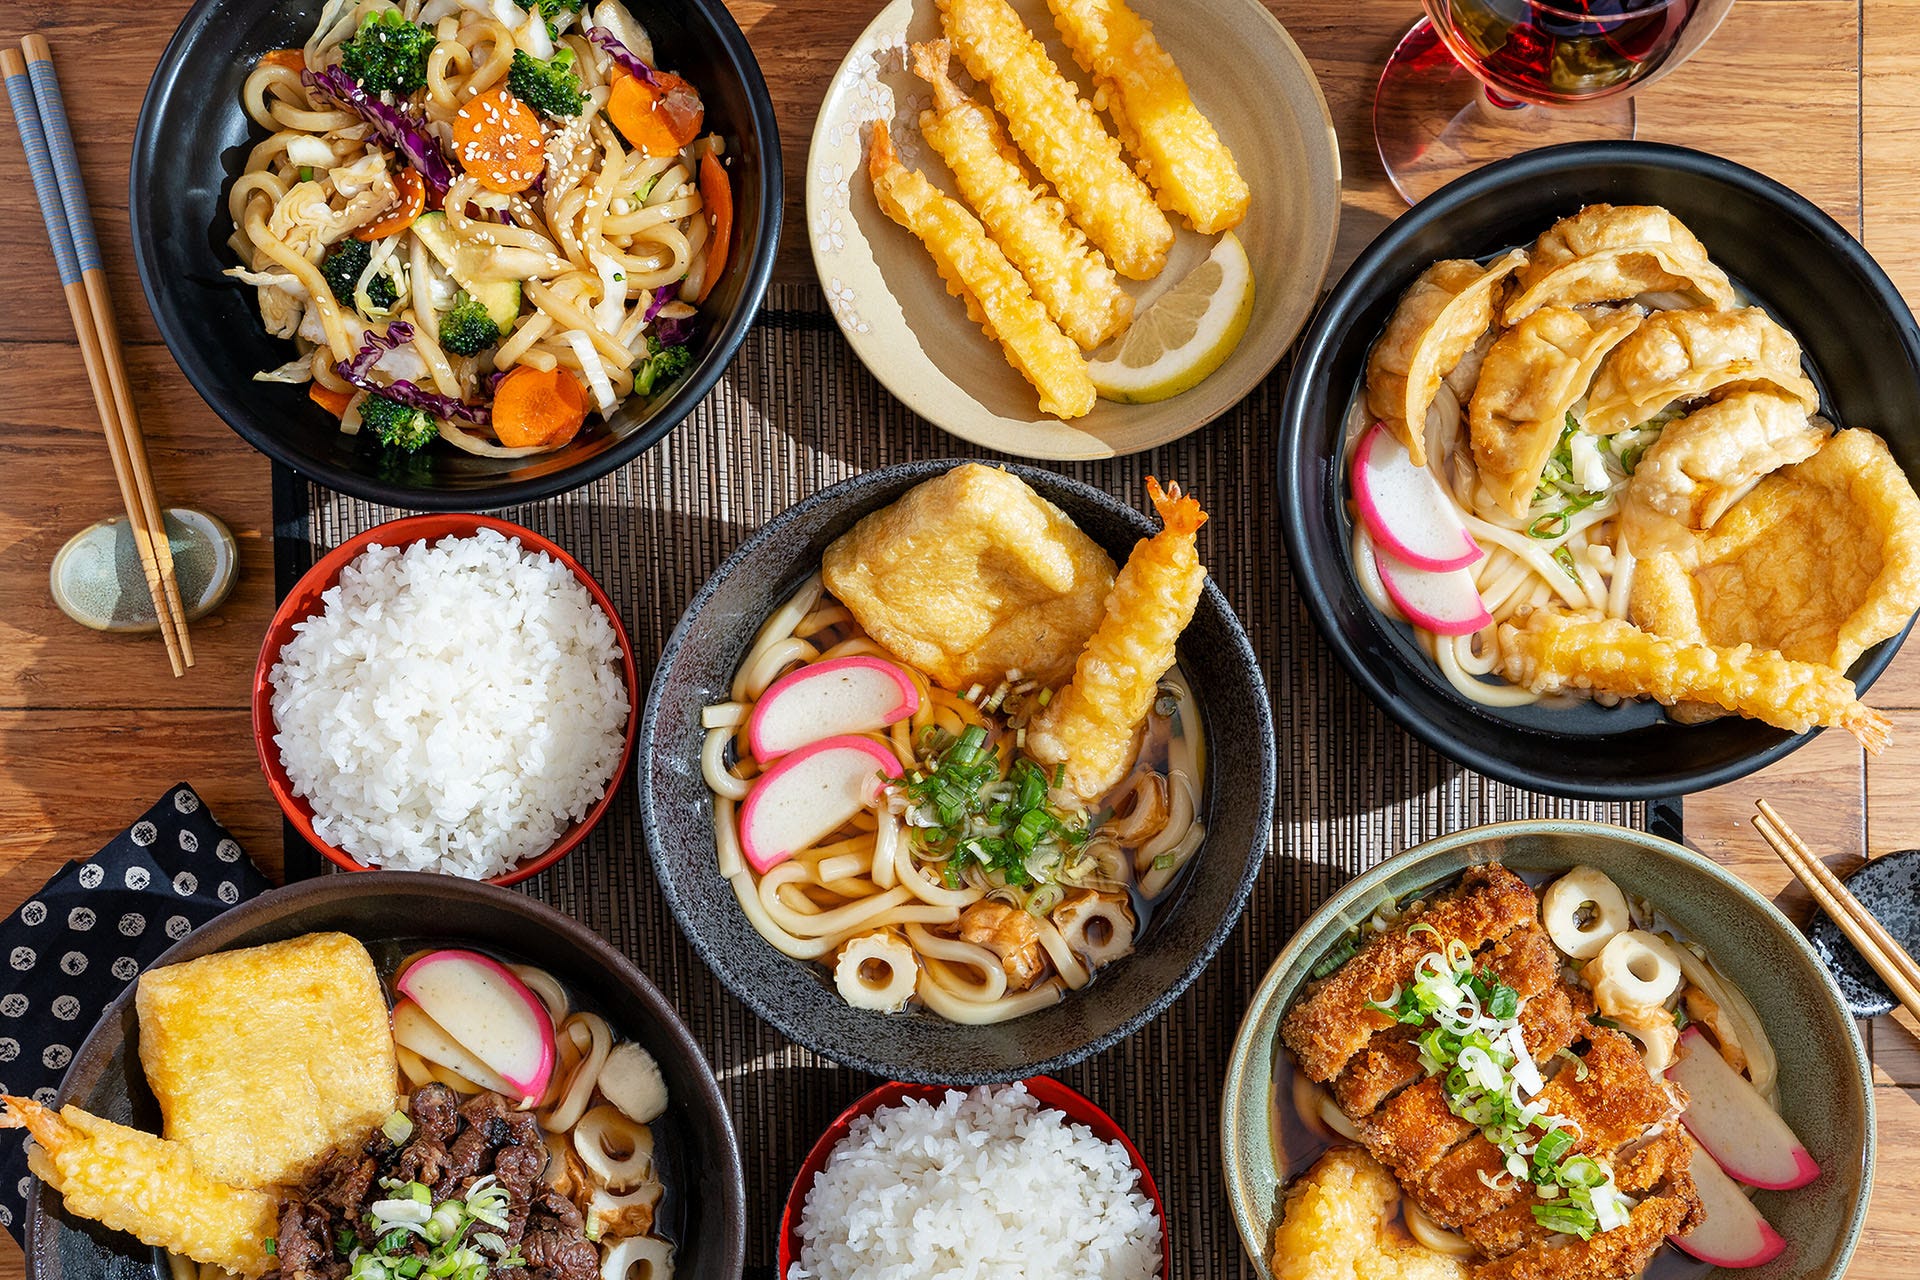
[2,0,1917,1274]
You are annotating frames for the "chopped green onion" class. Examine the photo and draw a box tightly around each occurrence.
[1311,935,1360,980]
[1531,1201,1599,1239]
[381,1110,414,1144]
[265,1239,278,1257]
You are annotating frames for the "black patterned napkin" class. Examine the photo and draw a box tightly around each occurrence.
[0,784,274,1241]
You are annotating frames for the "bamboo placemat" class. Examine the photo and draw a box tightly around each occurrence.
[272,282,1659,1277]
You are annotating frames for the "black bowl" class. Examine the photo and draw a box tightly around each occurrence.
[130,1,780,509]
[1279,141,1920,800]
[638,460,1276,1082]
[22,874,746,1280]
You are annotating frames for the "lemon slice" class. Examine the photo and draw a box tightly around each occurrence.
[1089,231,1254,404]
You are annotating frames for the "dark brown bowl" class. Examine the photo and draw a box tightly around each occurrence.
[22,874,745,1280]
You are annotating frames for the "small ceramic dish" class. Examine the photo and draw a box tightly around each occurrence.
[807,0,1339,459]
[23,873,746,1280]
[778,1077,1170,1276]
[1807,848,1920,1017]
[1220,821,1874,1280]
[639,459,1274,1082]
[252,513,639,886]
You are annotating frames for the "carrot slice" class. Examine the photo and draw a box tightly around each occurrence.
[258,48,305,72]
[606,70,704,157]
[693,149,732,304]
[309,383,353,417]
[354,167,427,241]
[452,88,546,194]
[492,365,589,449]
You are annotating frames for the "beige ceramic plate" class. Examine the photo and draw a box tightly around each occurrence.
[806,0,1340,459]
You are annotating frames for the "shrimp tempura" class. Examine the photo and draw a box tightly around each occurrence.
[1047,0,1249,234]
[1,1096,278,1277]
[867,122,1095,419]
[910,40,1133,350]
[1497,611,1893,752]
[1028,478,1208,801]
[938,0,1173,279]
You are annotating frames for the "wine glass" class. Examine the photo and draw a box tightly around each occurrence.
[1375,0,1737,203]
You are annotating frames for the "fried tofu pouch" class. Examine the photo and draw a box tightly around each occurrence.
[136,932,397,1189]
[1631,428,1920,674]
[1,1096,278,1277]
[1271,1146,1469,1280]
[823,463,1116,690]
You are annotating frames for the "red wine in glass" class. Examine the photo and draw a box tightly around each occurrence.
[1374,0,1732,202]
[1434,0,1697,105]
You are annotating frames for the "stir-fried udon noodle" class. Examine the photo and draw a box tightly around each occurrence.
[228,0,724,457]
[699,574,1208,1025]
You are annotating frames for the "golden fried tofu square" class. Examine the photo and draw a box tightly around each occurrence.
[1631,429,1920,671]
[135,932,397,1189]
[822,464,1116,690]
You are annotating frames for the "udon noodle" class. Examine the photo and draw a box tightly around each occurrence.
[700,574,1208,1025]
[1345,314,1680,711]
[228,0,718,455]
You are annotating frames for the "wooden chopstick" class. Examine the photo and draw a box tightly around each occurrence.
[3,39,191,674]
[1752,799,1920,1022]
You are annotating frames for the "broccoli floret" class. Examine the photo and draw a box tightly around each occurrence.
[507,48,585,118]
[319,239,400,313]
[339,10,435,95]
[633,333,694,397]
[439,292,502,356]
[319,239,373,306]
[360,393,435,451]
[536,0,586,17]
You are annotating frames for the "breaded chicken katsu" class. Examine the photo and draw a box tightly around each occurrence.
[1277,864,1713,1280]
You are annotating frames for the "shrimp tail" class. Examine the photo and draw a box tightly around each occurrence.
[1147,476,1207,537]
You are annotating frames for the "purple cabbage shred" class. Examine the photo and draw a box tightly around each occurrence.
[654,313,698,347]
[305,67,456,198]
[640,282,676,325]
[587,28,664,91]
[337,323,493,426]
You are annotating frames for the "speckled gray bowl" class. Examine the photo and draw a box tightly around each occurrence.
[638,460,1275,1082]
[1221,822,1872,1280]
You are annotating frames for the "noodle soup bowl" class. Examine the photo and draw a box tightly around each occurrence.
[26,873,746,1280]
[1279,141,1920,798]
[1220,821,1873,1280]
[132,0,779,509]
[639,460,1276,1082]
[252,513,640,886]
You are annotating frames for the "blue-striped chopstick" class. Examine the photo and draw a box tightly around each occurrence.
[4,38,191,673]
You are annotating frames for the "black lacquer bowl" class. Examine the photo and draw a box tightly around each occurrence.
[130,0,779,509]
[23,875,746,1280]
[1280,142,1920,800]
[639,461,1276,1082]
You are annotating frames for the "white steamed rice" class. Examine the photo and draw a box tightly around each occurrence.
[269,528,629,878]
[789,1084,1163,1280]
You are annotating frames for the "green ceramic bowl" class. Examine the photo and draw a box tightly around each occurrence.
[1221,821,1873,1280]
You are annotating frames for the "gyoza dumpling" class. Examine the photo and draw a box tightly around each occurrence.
[1624,389,1831,533]
[1469,305,1644,517]
[1505,204,1735,323]
[1584,307,1819,435]
[1365,250,1527,466]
